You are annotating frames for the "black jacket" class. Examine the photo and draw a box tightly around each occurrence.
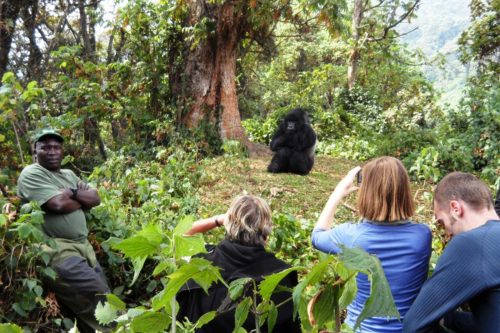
[177,239,301,333]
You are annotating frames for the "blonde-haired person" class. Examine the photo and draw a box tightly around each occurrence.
[312,156,432,333]
[178,195,301,333]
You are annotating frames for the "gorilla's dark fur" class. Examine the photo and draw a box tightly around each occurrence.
[267,108,317,175]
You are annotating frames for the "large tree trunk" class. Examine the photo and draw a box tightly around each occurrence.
[21,0,42,81]
[78,0,106,159]
[181,1,248,142]
[0,0,23,78]
[347,0,363,90]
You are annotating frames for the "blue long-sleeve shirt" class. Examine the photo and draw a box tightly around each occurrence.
[403,220,500,333]
[312,220,432,333]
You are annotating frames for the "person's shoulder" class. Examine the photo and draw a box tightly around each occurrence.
[19,164,46,179]
[446,227,486,253]
[60,168,77,177]
[455,221,500,245]
[408,221,432,234]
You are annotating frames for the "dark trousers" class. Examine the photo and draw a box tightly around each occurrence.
[45,256,112,333]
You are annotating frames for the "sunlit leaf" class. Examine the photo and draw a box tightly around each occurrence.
[95,301,117,325]
[113,236,158,259]
[339,246,399,330]
[234,297,252,332]
[229,278,253,301]
[173,215,195,236]
[106,294,126,311]
[259,266,302,300]
[0,323,24,333]
[174,234,206,258]
[130,311,170,333]
[194,310,217,329]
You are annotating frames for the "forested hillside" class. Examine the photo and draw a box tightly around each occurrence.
[399,0,471,106]
[0,0,498,332]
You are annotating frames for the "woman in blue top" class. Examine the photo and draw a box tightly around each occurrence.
[312,156,432,333]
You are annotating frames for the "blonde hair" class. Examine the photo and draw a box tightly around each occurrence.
[225,195,272,246]
[357,156,415,221]
[434,172,493,211]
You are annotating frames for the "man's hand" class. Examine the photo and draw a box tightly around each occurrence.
[73,182,101,209]
[77,181,90,191]
[43,182,100,214]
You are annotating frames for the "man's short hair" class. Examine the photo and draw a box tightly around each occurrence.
[434,172,493,211]
[225,195,272,247]
[357,156,415,221]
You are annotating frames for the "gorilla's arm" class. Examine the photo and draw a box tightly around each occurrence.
[269,126,288,151]
[295,125,317,151]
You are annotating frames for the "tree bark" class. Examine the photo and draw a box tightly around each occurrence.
[21,0,42,81]
[347,0,363,90]
[0,0,23,78]
[181,1,248,142]
[78,0,93,60]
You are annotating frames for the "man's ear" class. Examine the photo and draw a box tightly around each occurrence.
[449,200,464,217]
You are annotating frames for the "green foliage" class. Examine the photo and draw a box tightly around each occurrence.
[222,140,248,158]
[339,246,400,330]
[0,72,45,177]
[0,323,23,333]
[0,204,62,330]
[292,247,398,332]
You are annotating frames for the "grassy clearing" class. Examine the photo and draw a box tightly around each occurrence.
[196,155,447,263]
[197,155,436,225]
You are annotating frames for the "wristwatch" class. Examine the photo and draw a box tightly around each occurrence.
[70,188,78,200]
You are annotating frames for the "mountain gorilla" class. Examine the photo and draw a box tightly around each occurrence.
[267,108,317,175]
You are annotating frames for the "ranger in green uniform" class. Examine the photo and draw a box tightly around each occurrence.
[17,129,110,333]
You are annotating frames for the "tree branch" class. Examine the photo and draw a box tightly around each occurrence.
[366,0,387,12]
[368,0,420,42]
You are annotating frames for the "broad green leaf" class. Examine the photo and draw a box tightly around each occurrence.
[339,246,399,330]
[297,296,313,332]
[0,214,6,227]
[259,266,303,300]
[312,284,341,329]
[256,301,269,327]
[152,258,220,310]
[131,311,170,333]
[292,256,335,317]
[0,323,23,333]
[173,215,195,236]
[12,303,27,317]
[113,236,158,259]
[174,234,207,258]
[61,155,74,166]
[339,274,357,309]
[137,224,163,244]
[192,263,225,292]
[152,261,170,276]
[267,302,278,333]
[229,278,253,301]
[234,297,252,332]
[130,256,147,286]
[2,71,15,83]
[194,311,217,329]
[95,301,117,325]
[17,223,34,239]
[106,294,126,311]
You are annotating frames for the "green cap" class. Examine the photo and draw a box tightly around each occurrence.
[33,129,64,143]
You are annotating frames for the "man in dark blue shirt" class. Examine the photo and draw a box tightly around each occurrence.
[403,172,500,333]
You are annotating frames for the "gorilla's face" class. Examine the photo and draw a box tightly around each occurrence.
[284,109,308,133]
[286,120,296,131]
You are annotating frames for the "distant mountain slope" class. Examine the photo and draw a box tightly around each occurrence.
[399,0,471,107]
